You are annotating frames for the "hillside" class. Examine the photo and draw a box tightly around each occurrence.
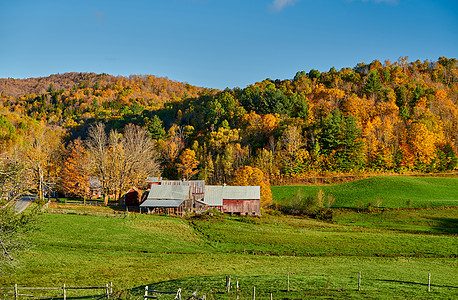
[1,210,457,299]
[0,57,457,187]
[272,176,458,209]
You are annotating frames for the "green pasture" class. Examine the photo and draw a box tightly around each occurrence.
[272,176,458,209]
[1,208,457,299]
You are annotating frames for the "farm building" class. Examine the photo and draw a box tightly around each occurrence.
[124,187,140,206]
[140,179,261,216]
[140,184,191,215]
[205,185,261,216]
[139,184,208,215]
[146,177,205,200]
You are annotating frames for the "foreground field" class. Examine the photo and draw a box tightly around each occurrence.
[1,207,457,299]
[272,176,458,208]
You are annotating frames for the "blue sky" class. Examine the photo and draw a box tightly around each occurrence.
[1,0,457,89]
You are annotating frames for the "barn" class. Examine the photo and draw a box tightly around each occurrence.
[139,184,209,215]
[204,185,261,216]
[146,178,205,200]
[140,184,192,215]
[124,187,140,206]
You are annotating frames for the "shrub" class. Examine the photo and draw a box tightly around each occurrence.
[314,208,334,221]
[406,199,413,208]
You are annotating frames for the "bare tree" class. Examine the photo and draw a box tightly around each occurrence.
[86,123,112,205]
[86,123,160,205]
[117,124,160,202]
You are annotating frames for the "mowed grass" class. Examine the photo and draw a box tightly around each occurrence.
[1,209,457,299]
[272,176,458,208]
[333,207,458,234]
[189,214,457,257]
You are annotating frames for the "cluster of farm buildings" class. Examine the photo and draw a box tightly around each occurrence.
[123,178,261,216]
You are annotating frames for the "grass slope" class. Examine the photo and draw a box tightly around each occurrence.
[1,209,457,299]
[272,176,458,208]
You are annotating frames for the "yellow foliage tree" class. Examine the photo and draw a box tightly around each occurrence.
[231,166,272,208]
[408,122,441,166]
[177,149,199,180]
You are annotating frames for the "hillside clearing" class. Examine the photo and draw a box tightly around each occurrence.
[272,176,458,209]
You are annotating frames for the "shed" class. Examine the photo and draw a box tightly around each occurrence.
[124,187,141,206]
[204,185,261,216]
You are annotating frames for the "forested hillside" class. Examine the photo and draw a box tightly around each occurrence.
[0,57,457,202]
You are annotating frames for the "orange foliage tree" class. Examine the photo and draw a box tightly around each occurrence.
[60,139,89,200]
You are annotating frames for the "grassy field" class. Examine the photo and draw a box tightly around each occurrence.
[272,176,458,209]
[1,206,457,299]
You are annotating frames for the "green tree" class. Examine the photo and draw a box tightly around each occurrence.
[146,115,166,140]
[364,70,383,99]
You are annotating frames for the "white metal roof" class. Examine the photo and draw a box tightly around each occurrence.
[204,186,224,206]
[160,180,205,194]
[147,185,190,201]
[204,185,260,206]
[140,199,184,208]
[146,177,162,183]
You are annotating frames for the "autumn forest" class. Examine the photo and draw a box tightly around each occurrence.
[0,57,457,207]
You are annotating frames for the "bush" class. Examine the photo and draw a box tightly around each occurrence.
[314,208,334,221]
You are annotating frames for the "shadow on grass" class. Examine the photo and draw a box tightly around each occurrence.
[373,279,458,289]
[429,217,458,234]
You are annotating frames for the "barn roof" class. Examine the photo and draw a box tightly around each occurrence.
[204,186,224,206]
[204,185,260,206]
[146,185,190,201]
[146,177,162,183]
[140,199,184,208]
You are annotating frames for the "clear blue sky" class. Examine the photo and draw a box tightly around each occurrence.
[1,0,457,89]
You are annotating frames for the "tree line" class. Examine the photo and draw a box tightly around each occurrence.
[0,56,457,207]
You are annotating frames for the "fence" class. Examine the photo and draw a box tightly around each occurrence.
[0,283,113,300]
[143,286,206,300]
[47,208,127,218]
[220,272,446,299]
[2,272,451,299]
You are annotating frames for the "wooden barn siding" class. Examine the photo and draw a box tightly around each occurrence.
[223,199,260,216]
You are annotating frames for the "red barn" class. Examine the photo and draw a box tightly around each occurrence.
[204,185,261,216]
[124,187,140,206]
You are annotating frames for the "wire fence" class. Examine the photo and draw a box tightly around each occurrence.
[0,283,113,300]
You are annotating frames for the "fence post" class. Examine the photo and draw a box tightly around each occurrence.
[270,292,273,300]
[226,275,231,292]
[358,272,361,291]
[428,273,431,292]
[144,286,148,300]
[63,284,66,300]
[14,284,18,300]
[106,283,110,299]
[110,282,113,294]
[287,272,290,292]
[252,286,255,300]
[175,288,182,300]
